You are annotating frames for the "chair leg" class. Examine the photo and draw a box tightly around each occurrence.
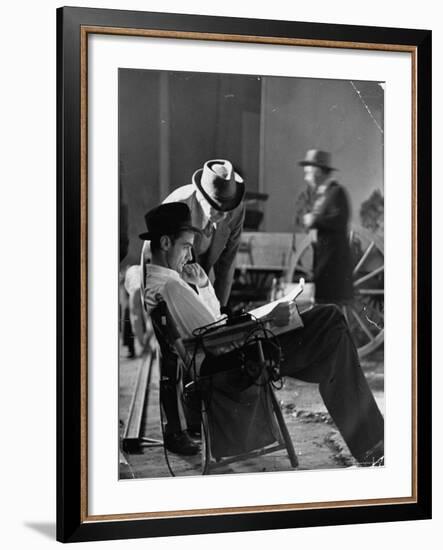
[269,387,299,468]
[201,406,211,475]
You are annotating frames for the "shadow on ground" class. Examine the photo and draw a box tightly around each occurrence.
[24,522,56,540]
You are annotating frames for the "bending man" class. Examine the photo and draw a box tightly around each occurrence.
[162,158,245,307]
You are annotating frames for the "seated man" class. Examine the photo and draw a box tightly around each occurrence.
[140,202,384,466]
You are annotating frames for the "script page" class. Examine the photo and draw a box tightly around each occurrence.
[249,282,304,329]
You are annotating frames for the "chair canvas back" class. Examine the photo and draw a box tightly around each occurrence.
[140,242,189,433]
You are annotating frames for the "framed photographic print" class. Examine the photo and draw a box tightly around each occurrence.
[57,6,432,543]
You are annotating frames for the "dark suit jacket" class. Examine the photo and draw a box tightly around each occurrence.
[163,184,245,306]
[310,181,353,302]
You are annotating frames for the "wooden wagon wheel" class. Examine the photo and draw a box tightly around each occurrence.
[287,225,384,358]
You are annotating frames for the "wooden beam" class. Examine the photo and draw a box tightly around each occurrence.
[122,345,157,453]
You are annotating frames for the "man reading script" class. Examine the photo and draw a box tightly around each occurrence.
[140,203,384,466]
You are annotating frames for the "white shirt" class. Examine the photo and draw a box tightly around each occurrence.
[143,263,224,339]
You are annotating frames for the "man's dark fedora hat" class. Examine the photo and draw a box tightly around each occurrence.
[298,149,337,171]
[192,159,245,212]
[139,202,202,241]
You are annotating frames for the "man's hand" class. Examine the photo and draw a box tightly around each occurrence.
[303,213,315,228]
[182,263,209,288]
[271,301,297,327]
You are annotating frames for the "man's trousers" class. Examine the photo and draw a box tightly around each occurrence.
[278,304,384,460]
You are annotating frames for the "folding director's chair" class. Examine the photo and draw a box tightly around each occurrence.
[151,300,298,475]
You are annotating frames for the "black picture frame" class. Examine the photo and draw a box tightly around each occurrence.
[57,6,432,543]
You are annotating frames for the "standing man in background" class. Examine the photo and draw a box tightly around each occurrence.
[299,149,353,304]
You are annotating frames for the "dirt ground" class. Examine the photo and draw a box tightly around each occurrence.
[119,344,384,479]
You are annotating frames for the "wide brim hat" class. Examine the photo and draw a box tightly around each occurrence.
[139,202,202,241]
[192,159,245,212]
[298,149,337,171]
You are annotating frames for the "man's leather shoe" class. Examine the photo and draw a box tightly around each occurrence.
[187,425,202,439]
[358,440,384,467]
[164,431,200,456]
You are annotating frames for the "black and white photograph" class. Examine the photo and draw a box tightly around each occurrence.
[118,68,385,479]
[0,0,437,545]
